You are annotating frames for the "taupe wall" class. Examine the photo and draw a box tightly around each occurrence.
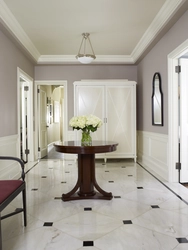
[0,30,34,137]
[137,9,188,134]
[35,65,137,123]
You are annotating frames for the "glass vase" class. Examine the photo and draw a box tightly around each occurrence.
[81,130,92,146]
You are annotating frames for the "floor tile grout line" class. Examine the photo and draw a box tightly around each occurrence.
[137,162,188,206]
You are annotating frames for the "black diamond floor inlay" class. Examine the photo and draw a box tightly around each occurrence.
[41,176,47,178]
[43,222,53,227]
[114,196,121,198]
[151,205,160,208]
[61,181,67,183]
[31,188,38,191]
[123,220,132,224]
[176,237,188,243]
[108,181,114,183]
[83,241,94,247]
[54,197,62,199]
[84,207,92,211]
[137,187,143,189]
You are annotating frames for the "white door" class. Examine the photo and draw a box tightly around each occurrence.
[38,87,48,158]
[106,85,136,158]
[180,58,188,183]
[75,85,105,140]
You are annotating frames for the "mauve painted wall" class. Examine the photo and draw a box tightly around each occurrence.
[137,10,188,134]
[0,30,34,137]
[35,65,137,122]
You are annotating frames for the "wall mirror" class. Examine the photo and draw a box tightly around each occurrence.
[152,72,163,126]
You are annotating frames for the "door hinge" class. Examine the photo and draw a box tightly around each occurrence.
[24,86,29,91]
[175,65,181,73]
[25,149,30,154]
[38,89,40,93]
[176,162,181,170]
[38,147,40,151]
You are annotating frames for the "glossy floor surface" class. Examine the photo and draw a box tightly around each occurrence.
[2,158,188,250]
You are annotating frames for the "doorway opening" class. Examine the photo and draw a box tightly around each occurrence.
[35,81,68,160]
[168,39,188,183]
[17,68,34,162]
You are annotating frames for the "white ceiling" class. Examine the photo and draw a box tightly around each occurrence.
[0,0,187,64]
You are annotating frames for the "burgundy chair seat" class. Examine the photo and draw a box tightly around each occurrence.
[0,156,27,250]
[0,180,24,204]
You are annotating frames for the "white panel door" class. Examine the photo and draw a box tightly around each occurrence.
[38,88,47,158]
[106,85,136,158]
[75,85,105,140]
[180,58,188,182]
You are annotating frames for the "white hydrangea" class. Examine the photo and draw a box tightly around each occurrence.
[69,114,102,132]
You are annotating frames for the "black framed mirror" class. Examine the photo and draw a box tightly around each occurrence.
[152,72,163,126]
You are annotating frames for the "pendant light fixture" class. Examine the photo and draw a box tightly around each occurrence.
[76,33,96,64]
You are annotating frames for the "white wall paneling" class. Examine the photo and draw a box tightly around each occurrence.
[0,135,20,179]
[137,130,168,180]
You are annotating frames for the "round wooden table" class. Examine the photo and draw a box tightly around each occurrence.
[54,141,118,201]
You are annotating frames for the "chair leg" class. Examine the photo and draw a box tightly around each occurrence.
[0,217,2,250]
[22,189,27,227]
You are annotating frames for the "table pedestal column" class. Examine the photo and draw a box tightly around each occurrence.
[62,154,113,201]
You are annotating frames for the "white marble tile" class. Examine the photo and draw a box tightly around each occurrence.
[95,224,178,250]
[3,227,82,250]
[54,211,122,240]
[133,208,188,238]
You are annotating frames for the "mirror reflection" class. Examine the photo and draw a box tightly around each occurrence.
[152,73,163,126]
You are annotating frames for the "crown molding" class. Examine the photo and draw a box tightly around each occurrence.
[0,1,40,61]
[131,0,185,63]
[0,0,185,65]
[37,55,134,64]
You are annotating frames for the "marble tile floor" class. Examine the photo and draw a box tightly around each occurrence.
[2,158,188,250]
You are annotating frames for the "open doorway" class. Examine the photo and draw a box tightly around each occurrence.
[168,40,188,183]
[35,81,68,160]
[17,68,34,162]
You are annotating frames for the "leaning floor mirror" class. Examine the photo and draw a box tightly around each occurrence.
[152,72,163,126]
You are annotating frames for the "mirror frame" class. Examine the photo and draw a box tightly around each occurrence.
[152,72,163,126]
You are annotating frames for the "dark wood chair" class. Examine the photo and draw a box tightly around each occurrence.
[0,156,27,250]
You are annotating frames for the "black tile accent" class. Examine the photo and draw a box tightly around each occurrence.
[54,197,62,199]
[123,220,132,224]
[83,241,94,247]
[102,163,106,165]
[137,187,143,189]
[84,207,92,211]
[41,176,47,178]
[43,222,53,227]
[121,166,126,168]
[31,188,38,191]
[128,175,133,177]
[176,238,188,243]
[108,181,114,183]
[151,205,160,209]
[114,196,121,198]
[65,171,70,173]
[105,170,110,172]
[61,181,67,183]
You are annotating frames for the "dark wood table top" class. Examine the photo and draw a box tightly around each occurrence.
[54,141,118,154]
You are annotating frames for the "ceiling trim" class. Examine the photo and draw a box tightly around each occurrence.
[0,0,186,64]
[0,1,40,61]
[37,55,134,64]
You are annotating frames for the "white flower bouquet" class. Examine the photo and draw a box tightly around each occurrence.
[69,115,102,132]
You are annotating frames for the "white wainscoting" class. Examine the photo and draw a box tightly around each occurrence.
[0,134,20,179]
[137,130,168,181]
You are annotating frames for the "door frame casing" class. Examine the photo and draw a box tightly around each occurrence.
[17,67,34,161]
[34,80,68,160]
[168,39,188,182]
